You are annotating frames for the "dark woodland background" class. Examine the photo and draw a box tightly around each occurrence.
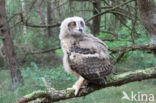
[0,0,156,103]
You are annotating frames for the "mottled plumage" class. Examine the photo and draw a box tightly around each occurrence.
[59,16,113,95]
[67,37,113,85]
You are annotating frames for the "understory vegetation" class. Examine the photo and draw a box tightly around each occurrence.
[0,0,156,103]
[0,57,156,103]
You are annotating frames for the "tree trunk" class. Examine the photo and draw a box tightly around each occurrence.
[47,0,55,40]
[137,0,156,65]
[36,0,48,39]
[0,0,23,88]
[20,0,27,38]
[92,0,101,35]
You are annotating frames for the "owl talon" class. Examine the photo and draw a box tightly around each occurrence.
[67,87,75,91]
[74,89,79,96]
[67,86,80,96]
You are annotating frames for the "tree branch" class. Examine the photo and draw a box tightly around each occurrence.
[22,47,61,62]
[23,21,61,28]
[110,44,156,64]
[16,67,156,103]
[86,0,134,22]
[110,44,156,54]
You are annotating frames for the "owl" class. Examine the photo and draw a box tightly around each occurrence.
[59,16,113,95]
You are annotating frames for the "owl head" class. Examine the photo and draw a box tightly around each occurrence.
[59,16,86,40]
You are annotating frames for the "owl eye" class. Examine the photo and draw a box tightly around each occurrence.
[71,22,76,28]
[80,21,84,27]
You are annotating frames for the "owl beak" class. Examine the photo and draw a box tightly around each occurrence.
[79,28,83,32]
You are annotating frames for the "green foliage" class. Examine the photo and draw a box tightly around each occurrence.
[0,67,156,103]
[97,20,152,65]
[1,1,156,103]
[55,49,63,56]
[0,64,75,103]
[22,62,75,89]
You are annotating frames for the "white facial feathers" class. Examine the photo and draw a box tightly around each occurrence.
[59,16,86,40]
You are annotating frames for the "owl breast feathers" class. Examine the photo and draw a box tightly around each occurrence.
[64,34,113,85]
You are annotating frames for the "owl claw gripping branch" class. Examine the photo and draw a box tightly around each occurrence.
[59,16,113,96]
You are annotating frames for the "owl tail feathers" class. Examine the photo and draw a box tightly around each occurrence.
[87,77,107,86]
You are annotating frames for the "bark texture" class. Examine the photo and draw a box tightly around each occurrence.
[137,0,156,64]
[0,0,23,88]
[36,0,48,38]
[92,0,101,35]
[47,0,55,40]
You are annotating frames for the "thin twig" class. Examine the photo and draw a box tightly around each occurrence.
[86,0,134,22]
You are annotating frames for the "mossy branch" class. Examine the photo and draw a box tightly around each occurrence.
[16,67,156,103]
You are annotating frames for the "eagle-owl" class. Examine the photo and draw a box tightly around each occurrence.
[59,16,113,95]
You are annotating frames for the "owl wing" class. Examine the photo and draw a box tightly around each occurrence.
[68,35,113,85]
